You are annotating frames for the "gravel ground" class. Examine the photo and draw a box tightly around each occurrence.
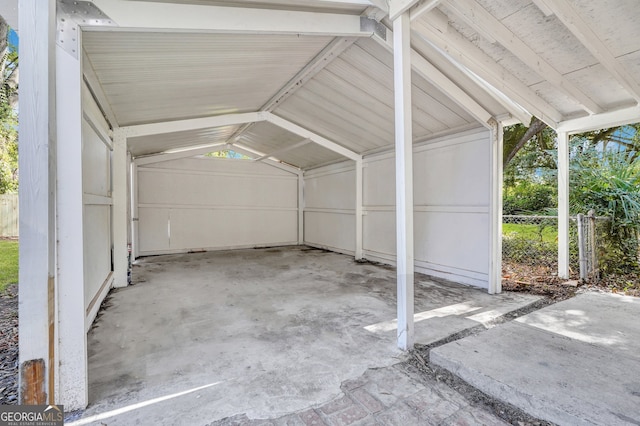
[0,283,18,405]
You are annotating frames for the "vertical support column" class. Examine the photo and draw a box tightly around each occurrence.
[488,119,503,294]
[355,158,363,260]
[56,37,88,409]
[18,0,57,405]
[113,129,129,287]
[131,160,139,259]
[393,12,414,351]
[298,171,304,245]
[557,131,570,279]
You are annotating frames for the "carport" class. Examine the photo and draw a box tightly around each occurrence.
[10,0,640,412]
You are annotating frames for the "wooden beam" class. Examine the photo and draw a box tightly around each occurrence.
[264,113,361,161]
[231,143,301,175]
[121,112,266,138]
[533,0,640,103]
[556,105,640,134]
[227,36,358,147]
[112,129,129,288]
[88,0,374,36]
[488,119,503,294]
[18,0,56,405]
[557,131,570,279]
[253,139,311,163]
[371,29,493,126]
[82,53,118,129]
[134,143,227,166]
[414,11,562,127]
[56,40,88,409]
[393,12,415,351]
[390,0,422,20]
[355,158,363,260]
[298,173,305,245]
[445,0,603,115]
[410,0,441,21]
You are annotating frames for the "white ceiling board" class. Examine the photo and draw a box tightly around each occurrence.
[128,0,370,14]
[277,142,344,169]
[82,31,333,126]
[474,0,530,21]
[237,121,304,155]
[128,125,239,156]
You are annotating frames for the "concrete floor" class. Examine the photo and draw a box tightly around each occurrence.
[432,292,640,425]
[74,246,538,425]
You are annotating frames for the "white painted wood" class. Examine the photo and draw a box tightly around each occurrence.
[89,0,372,37]
[371,29,493,126]
[112,130,129,287]
[557,131,570,279]
[446,0,603,115]
[134,143,227,166]
[410,0,441,21]
[230,143,302,175]
[131,161,140,259]
[390,0,422,20]
[81,84,112,149]
[355,158,363,260]
[393,12,414,351]
[557,105,640,134]
[488,119,502,294]
[137,158,298,255]
[265,113,361,161]
[122,112,266,138]
[414,12,562,127]
[298,172,304,245]
[530,0,554,17]
[253,139,311,163]
[85,274,113,333]
[534,0,640,103]
[82,54,118,129]
[17,0,56,403]
[56,41,88,410]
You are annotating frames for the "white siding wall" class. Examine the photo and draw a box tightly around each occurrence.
[82,84,113,329]
[136,157,298,255]
[304,128,491,288]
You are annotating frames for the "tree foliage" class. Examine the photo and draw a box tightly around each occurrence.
[0,16,17,194]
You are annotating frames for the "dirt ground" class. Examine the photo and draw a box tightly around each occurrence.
[0,283,18,404]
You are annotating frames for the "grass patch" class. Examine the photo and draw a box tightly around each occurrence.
[0,239,18,293]
[503,223,557,243]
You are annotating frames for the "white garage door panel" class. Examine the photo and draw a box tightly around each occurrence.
[169,209,297,250]
[83,205,111,308]
[138,169,296,208]
[138,208,170,253]
[305,211,355,254]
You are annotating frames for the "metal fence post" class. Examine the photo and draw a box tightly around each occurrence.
[588,209,598,280]
[577,213,587,280]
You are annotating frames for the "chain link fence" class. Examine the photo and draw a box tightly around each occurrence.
[503,214,616,280]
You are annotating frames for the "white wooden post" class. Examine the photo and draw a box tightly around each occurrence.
[131,160,139,259]
[355,158,363,260]
[488,119,503,294]
[393,12,414,351]
[557,131,570,279]
[56,39,88,409]
[113,129,129,287]
[298,171,304,245]
[18,0,57,405]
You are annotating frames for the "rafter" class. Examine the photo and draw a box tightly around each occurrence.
[414,10,561,127]
[445,0,603,115]
[88,0,374,37]
[253,139,312,163]
[134,143,227,166]
[371,28,492,126]
[121,112,266,138]
[264,113,361,161]
[82,52,118,128]
[226,36,358,146]
[530,0,640,103]
[556,105,640,134]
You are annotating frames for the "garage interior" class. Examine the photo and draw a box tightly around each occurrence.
[12,0,640,419]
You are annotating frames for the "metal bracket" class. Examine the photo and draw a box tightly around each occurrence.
[360,17,387,41]
[57,0,117,58]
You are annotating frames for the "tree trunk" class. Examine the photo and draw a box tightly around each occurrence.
[503,117,548,166]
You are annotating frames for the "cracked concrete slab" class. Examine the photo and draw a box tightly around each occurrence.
[431,292,640,425]
[72,246,539,425]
